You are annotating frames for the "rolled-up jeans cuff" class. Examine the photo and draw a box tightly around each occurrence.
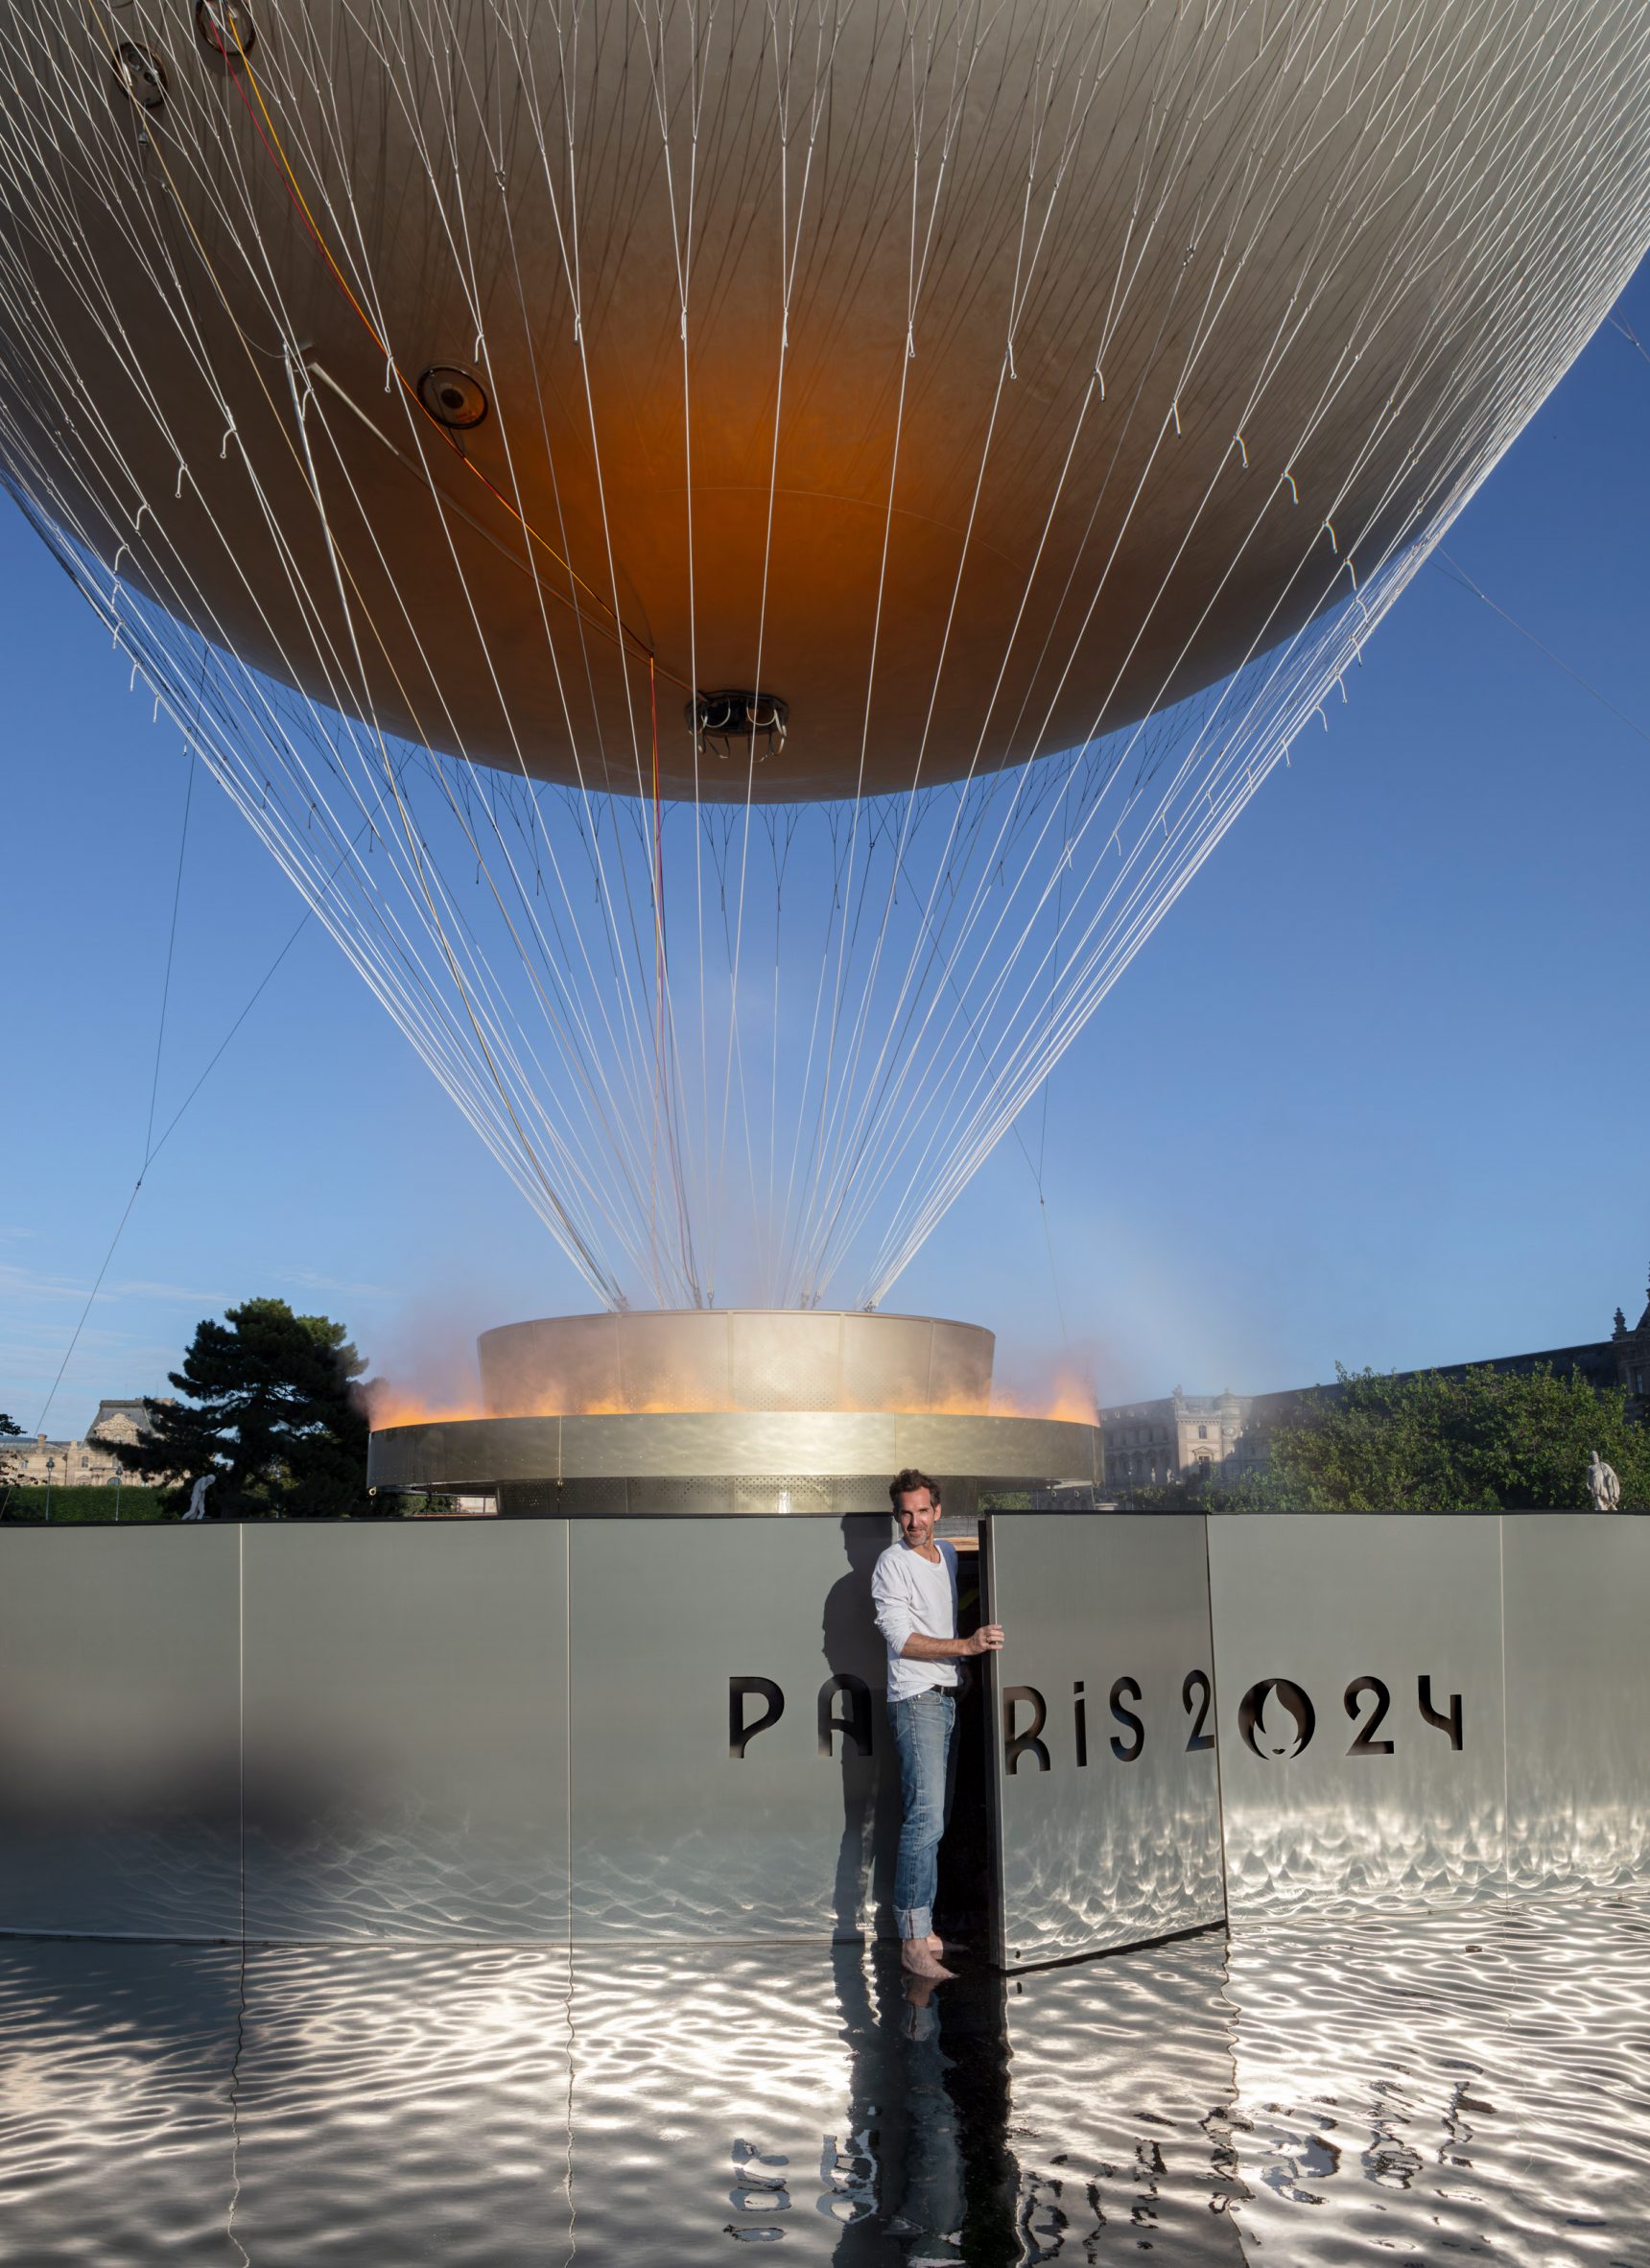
[896,1905,933,1941]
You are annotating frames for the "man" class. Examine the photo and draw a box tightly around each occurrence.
[871,1467,1005,1980]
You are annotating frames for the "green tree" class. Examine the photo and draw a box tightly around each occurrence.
[0,1411,23,1507]
[1252,1362,1649,1512]
[107,1298,370,1519]
[1119,1363,1648,1513]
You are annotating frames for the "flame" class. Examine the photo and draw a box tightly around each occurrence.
[362,1386,493,1430]
[928,1374,1099,1426]
[366,1372,1097,1429]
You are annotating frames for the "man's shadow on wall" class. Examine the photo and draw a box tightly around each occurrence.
[821,1515,902,1941]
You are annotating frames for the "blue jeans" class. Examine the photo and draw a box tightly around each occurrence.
[889,1689,955,1940]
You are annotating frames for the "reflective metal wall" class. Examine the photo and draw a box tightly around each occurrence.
[1503,1515,1650,1893]
[241,1524,571,1942]
[568,1514,896,1941]
[0,1529,240,1938]
[2,1515,1647,1949]
[1207,1515,1507,1919]
[984,1514,1224,1964]
[0,1518,896,1948]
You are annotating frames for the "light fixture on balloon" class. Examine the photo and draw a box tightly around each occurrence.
[688,690,790,765]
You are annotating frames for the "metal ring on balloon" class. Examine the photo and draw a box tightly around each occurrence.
[195,3,256,62]
[416,367,489,433]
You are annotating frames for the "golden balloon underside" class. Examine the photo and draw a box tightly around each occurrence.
[4,0,1627,801]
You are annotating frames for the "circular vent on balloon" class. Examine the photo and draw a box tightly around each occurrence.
[111,42,168,110]
[195,4,256,59]
[417,366,489,431]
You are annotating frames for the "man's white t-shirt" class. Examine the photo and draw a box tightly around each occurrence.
[872,1538,960,1702]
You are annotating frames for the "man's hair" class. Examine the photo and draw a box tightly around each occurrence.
[889,1466,942,1511]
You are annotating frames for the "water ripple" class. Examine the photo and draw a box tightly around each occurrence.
[1,1893,1647,2263]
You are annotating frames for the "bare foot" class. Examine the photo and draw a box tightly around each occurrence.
[900,1938,955,1982]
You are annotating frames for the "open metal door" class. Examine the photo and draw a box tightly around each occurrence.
[981,1513,1226,1968]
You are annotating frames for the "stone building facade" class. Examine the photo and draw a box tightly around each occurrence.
[1614,1283,1650,1427]
[3,1399,171,1490]
[1098,1386,1265,1494]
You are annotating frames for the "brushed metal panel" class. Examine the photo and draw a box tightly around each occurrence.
[503,1474,945,1517]
[475,1309,998,1418]
[617,1311,735,1412]
[846,1313,935,1416]
[567,1516,896,1940]
[727,1308,842,1411]
[930,1320,996,1410]
[241,1524,570,1942]
[480,1312,621,1417]
[562,1410,882,1477]
[1207,1515,1506,1920]
[369,1415,562,1491]
[540,1411,1082,1481]
[370,1408,1100,1493]
[0,1530,240,1938]
[985,1515,1224,1964]
[1503,1515,1650,1893]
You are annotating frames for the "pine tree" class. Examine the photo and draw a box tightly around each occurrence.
[109,1298,369,1519]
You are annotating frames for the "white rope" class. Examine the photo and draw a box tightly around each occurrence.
[2,0,1646,1312]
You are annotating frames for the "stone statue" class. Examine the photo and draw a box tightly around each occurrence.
[181,1471,217,1523]
[1586,1451,1621,1513]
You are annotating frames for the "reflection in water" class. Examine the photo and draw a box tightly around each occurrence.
[825,1949,1017,2265]
[0,1897,1647,2263]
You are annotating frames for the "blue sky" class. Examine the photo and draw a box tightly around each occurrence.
[5,261,1647,1432]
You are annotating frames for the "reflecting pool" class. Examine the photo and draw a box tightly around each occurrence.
[1,1895,1646,2264]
